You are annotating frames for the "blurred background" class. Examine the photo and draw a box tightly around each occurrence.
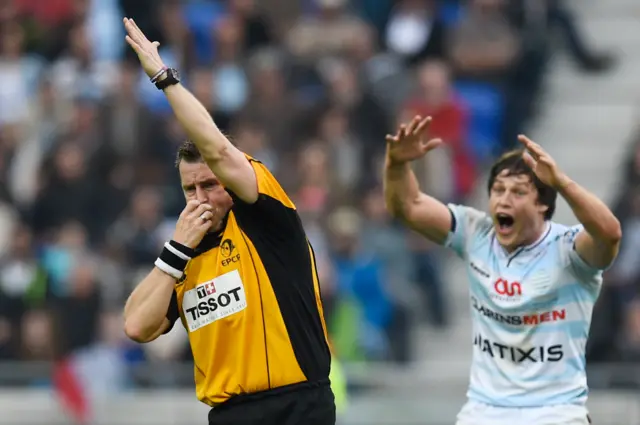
[0,0,639,423]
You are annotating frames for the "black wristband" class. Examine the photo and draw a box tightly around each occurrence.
[169,240,196,258]
[155,241,193,280]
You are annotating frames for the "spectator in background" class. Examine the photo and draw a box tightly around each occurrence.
[210,15,249,117]
[402,60,475,203]
[347,23,406,114]
[41,220,89,298]
[287,0,369,65]
[31,143,97,241]
[548,0,616,73]
[20,308,57,362]
[448,0,520,85]
[49,20,115,103]
[239,49,297,157]
[321,60,390,184]
[232,121,278,173]
[384,0,446,66]
[0,223,50,359]
[0,21,41,127]
[316,106,363,196]
[227,0,274,53]
[328,207,411,364]
[108,186,165,269]
[54,257,102,355]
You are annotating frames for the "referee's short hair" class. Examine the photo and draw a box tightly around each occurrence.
[175,140,202,167]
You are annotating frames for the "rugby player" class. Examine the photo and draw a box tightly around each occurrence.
[121,18,335,425]
[383,115,621,425]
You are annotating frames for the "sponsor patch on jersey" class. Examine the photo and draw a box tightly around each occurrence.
[182,269,247,332]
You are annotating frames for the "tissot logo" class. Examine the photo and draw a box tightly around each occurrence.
[196,281,217,299]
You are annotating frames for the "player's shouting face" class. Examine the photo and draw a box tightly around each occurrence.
[487,151,557,252]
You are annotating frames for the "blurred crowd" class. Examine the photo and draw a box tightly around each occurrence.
[587,131,640,370]
[0,0,619,389]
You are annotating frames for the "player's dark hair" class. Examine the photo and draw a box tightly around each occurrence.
[487,150,557,221]
[175,140,203,168]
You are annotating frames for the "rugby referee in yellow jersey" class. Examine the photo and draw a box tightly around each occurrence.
[121,18,335,425]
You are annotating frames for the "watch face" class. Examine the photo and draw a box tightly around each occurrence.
[171,68,180,81]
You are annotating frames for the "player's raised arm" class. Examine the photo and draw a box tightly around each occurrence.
[519,135,622,269]
[383,115,452,244]
[123,17,258,203]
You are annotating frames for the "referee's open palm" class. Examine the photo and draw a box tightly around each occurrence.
[386,115,443,165]
[123,17,165,79]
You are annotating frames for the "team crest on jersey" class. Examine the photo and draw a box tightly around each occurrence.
[220,239,241,267]
[182,270,247,332]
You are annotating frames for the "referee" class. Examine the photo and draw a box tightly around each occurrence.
[121,18,335,425]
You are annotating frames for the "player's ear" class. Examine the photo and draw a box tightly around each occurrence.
[536,201,549,216]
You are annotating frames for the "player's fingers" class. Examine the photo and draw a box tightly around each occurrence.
[518,135,544,155]
[522,151,537,168]
[385,134,398,144]
[398,124,408,139]
[423,138,443,152]
[406,115,422,135]
[413,116,432,137]
[152,41,161,49]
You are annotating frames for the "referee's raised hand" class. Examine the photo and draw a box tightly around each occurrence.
[123,17,165,79]
[173,200,215,249]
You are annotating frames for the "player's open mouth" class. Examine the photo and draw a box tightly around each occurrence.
[495,213,515,234]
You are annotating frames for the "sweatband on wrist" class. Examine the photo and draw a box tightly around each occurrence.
[154,241,193,280]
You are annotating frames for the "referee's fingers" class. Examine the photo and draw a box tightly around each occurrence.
[183,200,201,215]
[199,210,214,222]
[189,203,213,220]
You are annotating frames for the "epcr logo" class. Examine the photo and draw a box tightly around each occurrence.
[493,278,522,297]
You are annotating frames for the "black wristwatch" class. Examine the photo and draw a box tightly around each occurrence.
[152,67,180,90]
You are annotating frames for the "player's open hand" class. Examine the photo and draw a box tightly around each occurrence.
[173,200,215,249]
[123,17,165,79]
[518,135,571,189]
[386,116,443,166]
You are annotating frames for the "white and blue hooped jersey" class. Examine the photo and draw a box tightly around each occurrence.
[446,204,603,408]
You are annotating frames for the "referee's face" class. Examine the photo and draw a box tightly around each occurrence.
[179,160,233,231]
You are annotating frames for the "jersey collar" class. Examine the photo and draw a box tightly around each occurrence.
[495,221,552,262]
[194,213,230,257]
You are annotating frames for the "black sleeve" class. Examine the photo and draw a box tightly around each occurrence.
[226,157,302,235]
[162,290,180,334]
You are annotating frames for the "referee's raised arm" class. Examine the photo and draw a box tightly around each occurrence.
[123,17,258,204]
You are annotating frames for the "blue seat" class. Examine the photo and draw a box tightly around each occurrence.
[454,81,504,162]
